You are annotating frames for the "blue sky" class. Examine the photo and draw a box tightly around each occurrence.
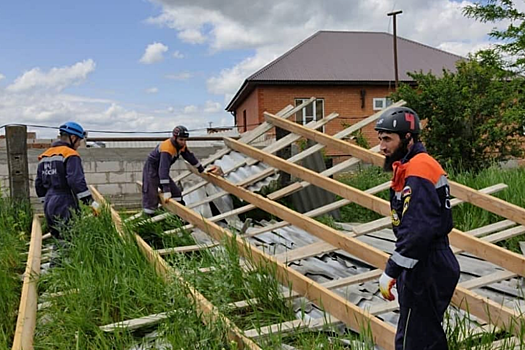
[0,0,505,137]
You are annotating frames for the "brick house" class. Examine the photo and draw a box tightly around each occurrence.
[226,31,463,161]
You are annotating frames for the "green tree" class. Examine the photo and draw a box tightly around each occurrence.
[464,0,525,70]
[390,52,525,171]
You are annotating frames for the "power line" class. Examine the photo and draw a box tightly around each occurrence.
[0,122,266,134]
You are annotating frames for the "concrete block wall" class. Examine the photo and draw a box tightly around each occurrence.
[0,143,223,208]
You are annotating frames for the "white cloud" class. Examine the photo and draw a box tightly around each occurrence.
[6,59,95,93]
[437,41,496,57]
[148,0,505,103]
[183,104,198,113]
[204,100,222,113]
[0,73,5,81]
[146,87,159,94]
[172,50,184,59]
[165,72,192,80]
[139,42,169,64]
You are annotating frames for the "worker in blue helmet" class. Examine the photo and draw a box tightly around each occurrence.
[141,125,222,216]
[35,122,100,247]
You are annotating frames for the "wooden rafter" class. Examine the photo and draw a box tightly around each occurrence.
[224,137,525,278]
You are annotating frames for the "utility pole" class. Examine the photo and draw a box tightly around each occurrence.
[388,10,403,89]
[6,125,30,201]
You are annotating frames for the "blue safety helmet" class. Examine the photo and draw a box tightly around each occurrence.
[59,122,86,139]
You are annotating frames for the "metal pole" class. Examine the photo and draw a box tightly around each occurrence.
[6,125,30,200]
[388,10,403,89]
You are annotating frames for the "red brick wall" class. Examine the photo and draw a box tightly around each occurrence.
[235,84,395,159]
[235,87,260,132]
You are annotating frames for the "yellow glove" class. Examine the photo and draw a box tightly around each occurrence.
[206,165,224,176]
[162,192,172,203]
[379,272,397,301]
[91,201,101,216]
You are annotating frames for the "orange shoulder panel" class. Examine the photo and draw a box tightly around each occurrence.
[38,146,79,160]
[159,139,176,156]
[405,153,446,185]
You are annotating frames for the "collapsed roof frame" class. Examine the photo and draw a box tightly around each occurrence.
[143,100,524,348]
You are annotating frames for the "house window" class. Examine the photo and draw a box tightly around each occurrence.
[294,98,324,125]
[243,110,247,132]
[373,98,393,111]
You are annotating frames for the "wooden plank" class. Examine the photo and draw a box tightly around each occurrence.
[459,271,516,290]
[465,220,516,237]
[100,311,176,332]
[263,111,525,228]
[151,186,397,350]
[191,173,525,338]
[224,137,525,278]
[12,216,42,350]
[245,182,390,240]
[90,186,261,350]
[156,242,219,255]
[244,319,306,338]
[354,184,509,237]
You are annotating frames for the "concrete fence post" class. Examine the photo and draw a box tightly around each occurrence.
[6,125,30,200]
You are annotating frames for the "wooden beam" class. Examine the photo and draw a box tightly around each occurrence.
[263,111,525,228]
[100,311,176,332]
[148,186,398,350]
[90,186,261,350]
[12,215,42,350]
[224,137,525,278]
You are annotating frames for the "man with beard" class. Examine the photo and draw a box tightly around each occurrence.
[375,107,460,350]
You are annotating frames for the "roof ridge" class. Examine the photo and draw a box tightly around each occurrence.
[247,31,323,81]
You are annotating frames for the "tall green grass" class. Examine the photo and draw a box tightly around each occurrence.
[34,208,238,350]
[0,198,32,349]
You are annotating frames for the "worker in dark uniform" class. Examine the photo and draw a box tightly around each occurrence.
[141,125,221,215]
[35,121,100,239]
[375,107,460,350]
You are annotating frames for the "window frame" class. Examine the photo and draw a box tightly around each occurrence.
[294,98,325,132]
[373,97,393,111]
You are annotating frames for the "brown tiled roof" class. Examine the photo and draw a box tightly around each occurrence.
[226,31,464,111]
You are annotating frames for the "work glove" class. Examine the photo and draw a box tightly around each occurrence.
[91,201,101,216]
[162,192,172,203]
[379,271,397,301]
[206,165,224,176]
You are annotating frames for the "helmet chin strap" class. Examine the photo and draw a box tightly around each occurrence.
[68,135,77,148]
